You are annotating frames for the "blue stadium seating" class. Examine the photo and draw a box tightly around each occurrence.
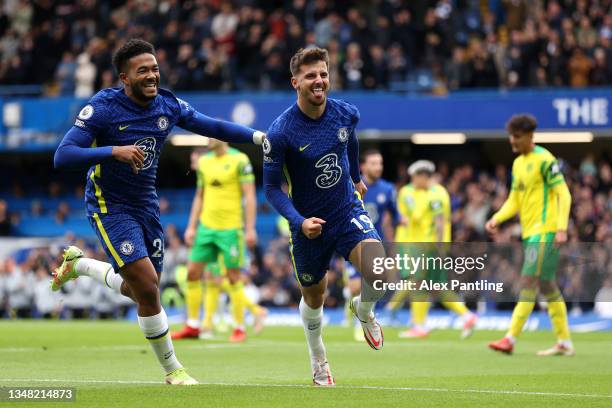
[6,188,282,247]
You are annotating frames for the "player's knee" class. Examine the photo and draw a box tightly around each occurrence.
[301,286,325,309]
[303,294,324,309]
[187,263,203,281]
[520,276,539,290]
[539,280,557,295]
[226,269,241,284]
[135,282,160,307]
[119,281,135,300]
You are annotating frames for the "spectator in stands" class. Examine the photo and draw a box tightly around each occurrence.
[2,0,612,92]
[54,51,76,95]
[576,15,598,50]
[0,200,13,236]
[8,0,33,36]
[568,47,593,88]
[92,284,117,319]
[342,42,365,90]
[466,39,499,88]
[33,266,60,318]
[161,224,188,288]
[54,201,70,225]
[5,257,33,318]
[261,51,286,91]
[445,47,470,90]
[62,278,95,319]
[74,51,96,98]
[590,47,611,86]
[0,261,7,317]
[463,182,491,239]
[365,44,388,89]
[159,197,170,215]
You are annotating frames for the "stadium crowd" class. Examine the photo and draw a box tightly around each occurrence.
[0,156,610,318]
[1,0,611,94]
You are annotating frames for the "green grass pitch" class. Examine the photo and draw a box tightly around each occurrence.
[1,321,612,407]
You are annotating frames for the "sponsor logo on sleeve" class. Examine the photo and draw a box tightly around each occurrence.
[262,137,272,154]
[78,104,94,120]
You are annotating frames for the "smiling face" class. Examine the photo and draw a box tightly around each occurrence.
[120,53,160,105]
[291,60,329,108]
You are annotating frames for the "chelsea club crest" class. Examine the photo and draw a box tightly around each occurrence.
[337,127,349,142]
[157,116,169,130]
[120,241,134,256]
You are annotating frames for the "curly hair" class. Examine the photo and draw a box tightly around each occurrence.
[112,39,156,74]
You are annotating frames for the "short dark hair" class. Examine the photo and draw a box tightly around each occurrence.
[360,149,382,164]
[506,114,537,135]
[290,47,329,76]
[112,39,155,74]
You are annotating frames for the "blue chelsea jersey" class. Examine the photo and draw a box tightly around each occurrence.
[75,87,194,215]
[363,178,399,237]
[263,98,360,224]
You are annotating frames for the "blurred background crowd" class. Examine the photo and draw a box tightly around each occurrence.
[1,0,611,94]
[1,155,610,319]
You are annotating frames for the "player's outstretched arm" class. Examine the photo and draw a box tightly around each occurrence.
[54,126,114,169]
[55,127,145,173]
[179,110,265,145]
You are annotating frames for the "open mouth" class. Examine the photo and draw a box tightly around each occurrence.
[143,82,157,92]
[312,86,324,98]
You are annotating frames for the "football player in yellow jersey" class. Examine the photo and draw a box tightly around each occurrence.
[393,160,477,339]
[487,114,573,356]
[172,139,262,342]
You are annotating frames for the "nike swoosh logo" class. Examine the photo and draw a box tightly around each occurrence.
[363,229,374,234]
[119,125,130,131]
[299,144,311,151]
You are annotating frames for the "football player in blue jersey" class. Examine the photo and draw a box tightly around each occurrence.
[51,39,265,385]
[360,149,399,241]
[263,48,387,386]
[344,149,399,341]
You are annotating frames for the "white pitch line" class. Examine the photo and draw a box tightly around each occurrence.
[0,343,252,353]
[0,340,452,353]
[0,378,610,399]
